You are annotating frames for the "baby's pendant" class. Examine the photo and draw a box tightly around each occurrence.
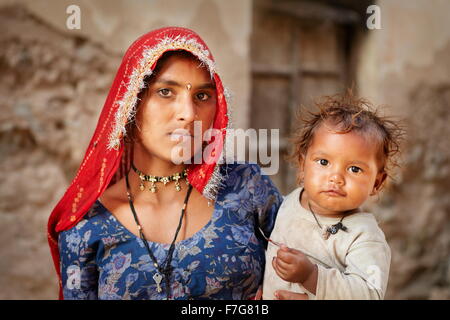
[327,222,348,235]
[153,272,163,293]
[321,225,330,240]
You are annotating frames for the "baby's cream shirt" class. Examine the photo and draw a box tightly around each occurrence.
[263,187,391,300]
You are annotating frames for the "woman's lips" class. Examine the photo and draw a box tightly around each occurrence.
[169,131,193,141]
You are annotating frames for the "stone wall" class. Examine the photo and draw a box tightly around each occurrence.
[357,0,450,299]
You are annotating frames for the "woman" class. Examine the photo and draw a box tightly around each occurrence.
[48,27,283,300]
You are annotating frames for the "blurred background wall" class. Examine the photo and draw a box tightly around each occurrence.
[0,0,448,299]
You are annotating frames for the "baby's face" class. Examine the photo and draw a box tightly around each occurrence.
[300,124,386,217]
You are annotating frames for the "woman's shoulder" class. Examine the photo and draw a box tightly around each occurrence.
[219,162,274,194]
[58,200,112,257]
[59,200,111,240]
[218,162,282,206]
[221,162,262,175]
[220,162,265,186]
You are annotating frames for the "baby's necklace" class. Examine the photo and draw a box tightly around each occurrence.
[307,201,348,240]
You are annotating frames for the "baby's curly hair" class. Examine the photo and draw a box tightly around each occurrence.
[288,90,405,184]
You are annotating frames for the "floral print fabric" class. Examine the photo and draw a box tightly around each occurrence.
[59,163,283,300]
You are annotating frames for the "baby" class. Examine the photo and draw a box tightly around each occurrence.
[263,92,403,300]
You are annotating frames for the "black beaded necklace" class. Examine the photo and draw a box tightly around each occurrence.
[308,201,347,240]
[125,171,193,300]
[300,189,348,240]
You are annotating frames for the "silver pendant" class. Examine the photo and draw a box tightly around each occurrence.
[153,272,163,293]
[321,225,330,240]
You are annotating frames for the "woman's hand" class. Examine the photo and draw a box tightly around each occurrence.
[252,285,308,300]
[274,290,308,300]
[254,285,263,300]
[272,244,318,294]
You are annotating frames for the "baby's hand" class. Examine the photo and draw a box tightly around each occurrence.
[272,244,315,284]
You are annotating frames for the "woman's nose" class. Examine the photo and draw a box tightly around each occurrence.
[176,94,196,123]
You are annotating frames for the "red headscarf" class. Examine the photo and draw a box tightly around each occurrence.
[47,27,230,299]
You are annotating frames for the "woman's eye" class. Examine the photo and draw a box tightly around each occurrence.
[349,166,362,173]
[158,88,172,97]
[196,92,210,101]
[317,159,329,166]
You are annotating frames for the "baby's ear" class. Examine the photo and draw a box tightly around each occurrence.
[371,171,387,195]
[298,154,306,170]
[297,155,306,185]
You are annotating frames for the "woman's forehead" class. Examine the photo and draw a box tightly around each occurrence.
[152,54,214,84]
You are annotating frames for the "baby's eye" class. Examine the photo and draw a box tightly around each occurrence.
[349,166,362,173]
[317,159,329,166]
[196,92,210,101]
[158,88,172,97]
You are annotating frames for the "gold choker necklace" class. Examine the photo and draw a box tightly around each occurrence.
[131,163,188,193]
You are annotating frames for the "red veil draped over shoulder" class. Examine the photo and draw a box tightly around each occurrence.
[47,27,230,299]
